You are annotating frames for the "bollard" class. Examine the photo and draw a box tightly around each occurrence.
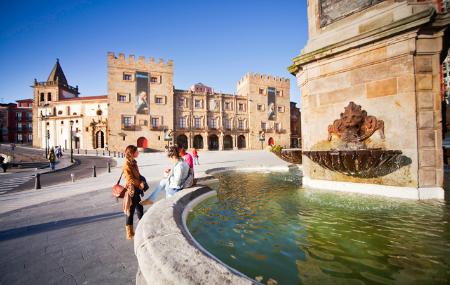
[108,150,111,156]
[103,150,105,156]
[77,148,80,154]
[71,173,75,182]
[96,150,98,156]
[114,151,116,157]
[85,149,87,155]
[107,162,111,173]
[92,165,97,177]
[35,173,41,189]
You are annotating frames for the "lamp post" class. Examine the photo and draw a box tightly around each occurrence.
[40,111,49,159]
[163,128,173,149]
[259,131,265,150]
[70,120,74,163]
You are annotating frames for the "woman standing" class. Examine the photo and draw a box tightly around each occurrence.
[49,148,56,171]
[123,145,145,240]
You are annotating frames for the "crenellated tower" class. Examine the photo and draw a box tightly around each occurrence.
[107,52,174,151]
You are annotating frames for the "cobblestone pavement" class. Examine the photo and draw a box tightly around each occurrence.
[0,187,136,285]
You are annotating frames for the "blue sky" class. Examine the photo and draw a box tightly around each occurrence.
[0,0,308,106]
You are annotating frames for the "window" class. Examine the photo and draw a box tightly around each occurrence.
[150,76,158,83]
[225,102,231,110]
[194,100,202,109]
[117,94,128,102]
[28,134,32,142]
[47,92,52,101]
[178,117,186,128]
[277,106,285,113]
[151,118,159,127]
[276,90,283,97]
[194,118,201,128]
[238,120,244,130]
[123,73,132,81]
[16,112,22,120]
[224,119,231,129]
[67,106,71,115]
[275,122,280,131]
[178,97,185,107]
[40,93,44,102]
[257,104,264,111]
[261,122,266,130]
[28,122,32,130]
[155,96,164,104]
[123,116,133,127]
[238,103,244,112]
[209,118,216,129]
[58,110,63,115]
[17,123,22,131]
[17,134,23,143]
[27,112,32,120]
[259,88,264,95]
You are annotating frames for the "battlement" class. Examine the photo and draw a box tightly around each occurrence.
[237,72,290,86]
[107,52,173,70]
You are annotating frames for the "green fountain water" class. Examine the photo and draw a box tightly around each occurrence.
[186,171,450,285]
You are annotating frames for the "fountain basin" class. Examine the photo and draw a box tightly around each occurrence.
[302,149,402,178]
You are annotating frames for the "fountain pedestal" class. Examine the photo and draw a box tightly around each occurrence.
[289,1,449,199]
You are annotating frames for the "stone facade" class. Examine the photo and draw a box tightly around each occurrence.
[289,0,450,197]
[107,52,291,151]
[32,60,108,151]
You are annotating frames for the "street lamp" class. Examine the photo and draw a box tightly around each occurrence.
[259,131,265,150]
[40,112,49,159]
[163,128,173,149]
[70,120,74,163]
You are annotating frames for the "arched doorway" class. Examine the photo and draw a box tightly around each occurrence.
[137,137,148,148]
[223,135,233,150]
[177,134,188,150]
[193,135,203,149]
[268,137,274,147]
[95,131,105,149]
[208,135,219,150]
[237,135,246,149]
[74,136,80,149]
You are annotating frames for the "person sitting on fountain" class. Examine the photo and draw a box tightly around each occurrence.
[140,145,190,206]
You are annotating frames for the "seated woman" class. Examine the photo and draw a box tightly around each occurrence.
[140,146,190,206]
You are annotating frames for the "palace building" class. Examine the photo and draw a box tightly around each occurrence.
[107,52,291,151]
[32,53,291,151]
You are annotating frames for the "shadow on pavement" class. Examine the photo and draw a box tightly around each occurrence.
[0,212,123,242]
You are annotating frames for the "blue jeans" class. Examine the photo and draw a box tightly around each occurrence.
[194,157,199,165]
[50,162,55,170]
[146,179,180,202]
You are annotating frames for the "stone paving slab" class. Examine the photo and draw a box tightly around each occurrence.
[0,150,288,285]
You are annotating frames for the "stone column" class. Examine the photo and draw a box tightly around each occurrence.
[415,32,444,188]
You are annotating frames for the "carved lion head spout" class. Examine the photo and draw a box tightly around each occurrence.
[328,102,385,147]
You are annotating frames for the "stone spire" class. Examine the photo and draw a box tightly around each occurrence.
[47,58,68,85]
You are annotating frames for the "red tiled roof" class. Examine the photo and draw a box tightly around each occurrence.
[60,95,107,101]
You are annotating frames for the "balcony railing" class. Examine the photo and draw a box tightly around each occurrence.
[150,125,167,131]
[276,129,287,134]
[264,128,274,133]
[236,128,249,132]
[121,124,141,131]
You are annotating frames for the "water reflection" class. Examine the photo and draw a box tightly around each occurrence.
[187,171,450,285]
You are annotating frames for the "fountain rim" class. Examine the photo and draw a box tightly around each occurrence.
[134,166,297,285]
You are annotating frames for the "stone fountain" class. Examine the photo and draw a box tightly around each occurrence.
[289,0,448,199]
[303,102,403,178]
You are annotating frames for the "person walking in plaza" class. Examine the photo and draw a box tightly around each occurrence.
[192,148,199,165]
[122,145,146,240]
[140,145,191,206]
[48,148,56,171]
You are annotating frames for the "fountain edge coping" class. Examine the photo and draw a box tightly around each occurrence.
[134,185,258,285]
[303,176,444,200]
